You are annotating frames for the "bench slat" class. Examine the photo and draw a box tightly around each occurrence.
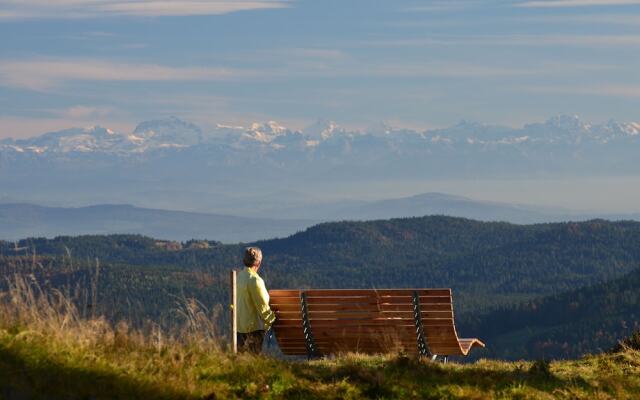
[270,289,451,297]
[269,290,302,296]
[304,310,453,319]
[269,297,304,304]
[316,337,417,346]
[274,318,456,327]
[272,304,452,314]
[305,291,450,298]
[276,326,417,334]
[426,339,462,345]
[317,344,412,349]
[314,339,416,346]
[296,326,415,334]
[308,304,381,312]
[314,341,404,347]
[275,322,458,331]
[311,333,416,339]
[285,337,417,344]
[304,295,451,303]
[316,346,401,353]
[270,301,453,311]
[277,319,417,327]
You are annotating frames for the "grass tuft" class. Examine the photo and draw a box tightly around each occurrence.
[528,359,554,379]
[611,329,640,353]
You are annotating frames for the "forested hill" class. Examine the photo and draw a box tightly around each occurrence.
[3,216,640,315]
[463,266,640,360]
[2,216,640,359]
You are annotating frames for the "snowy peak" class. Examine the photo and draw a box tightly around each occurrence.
[132,116,203,147]
[533,115,640,143]
[604,119,640,136]
[304,119,343,140]
[249,121,287,135]
[241,121,284,142]
[3,125,133,153]
[2,117,209,154]
[544,115,589,133]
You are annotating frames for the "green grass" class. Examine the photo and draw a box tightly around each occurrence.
[1,325,640,400]
[1,274,639,399]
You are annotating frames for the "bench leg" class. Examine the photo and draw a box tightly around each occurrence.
[431,355,448,364]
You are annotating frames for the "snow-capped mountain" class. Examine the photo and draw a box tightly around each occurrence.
[2,114,639,219]
[0,116,207,154]
[1,126,129,154]
[2,114,640,213]
[3,114,639,157]
[131,116,204,149]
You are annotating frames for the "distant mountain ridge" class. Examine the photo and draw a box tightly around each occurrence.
[2,193,640,243]
[2,114,640,216]
[324,192,640,224]
[0,203,315,243]
[2,115,639,156]
[322,192,560,223]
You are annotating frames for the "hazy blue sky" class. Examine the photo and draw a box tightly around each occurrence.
[1,0,639,138]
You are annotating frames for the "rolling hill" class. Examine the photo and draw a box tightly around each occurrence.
[2,216,639,359]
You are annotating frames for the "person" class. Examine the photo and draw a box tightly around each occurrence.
[236,246,276,354]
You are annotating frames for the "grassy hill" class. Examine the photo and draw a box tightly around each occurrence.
[1,278,639,400]
[3,328,640,400]
[2,216,640,359]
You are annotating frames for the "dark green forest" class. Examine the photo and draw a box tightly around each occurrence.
[1,216,639,360]
[464,266,640,360]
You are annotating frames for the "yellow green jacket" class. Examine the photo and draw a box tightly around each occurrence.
[236,267,276,333]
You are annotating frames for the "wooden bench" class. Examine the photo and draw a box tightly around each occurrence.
[268,288,484,360]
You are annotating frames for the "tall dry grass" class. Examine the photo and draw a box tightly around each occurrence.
[0,259,234,398]
[0,260,226,355]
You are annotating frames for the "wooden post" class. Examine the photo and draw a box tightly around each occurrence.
[230,269,237,354]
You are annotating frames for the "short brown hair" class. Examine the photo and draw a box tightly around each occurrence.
[243,247,263,267]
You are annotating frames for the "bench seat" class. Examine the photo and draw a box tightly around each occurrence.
[269,288,484,358]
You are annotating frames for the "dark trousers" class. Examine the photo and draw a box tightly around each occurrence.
[237,330,265,354]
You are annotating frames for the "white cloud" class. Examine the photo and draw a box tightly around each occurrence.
[360,61,620,79]
[281,48,347,60]
[0,58,253,90]
[403,1,483,12]
[0,0,289,19]
[57,105,115,119]
[523,84,640,97]
[518,14,640,24]
[516,0,640,7]
[364,34,640,47]
[367,64,540,78]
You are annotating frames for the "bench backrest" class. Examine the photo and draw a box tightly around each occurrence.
[269,288,466,357]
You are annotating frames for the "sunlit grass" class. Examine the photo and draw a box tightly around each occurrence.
[1,273,639,399]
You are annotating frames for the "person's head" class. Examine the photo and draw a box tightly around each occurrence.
[243,247,263,269]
